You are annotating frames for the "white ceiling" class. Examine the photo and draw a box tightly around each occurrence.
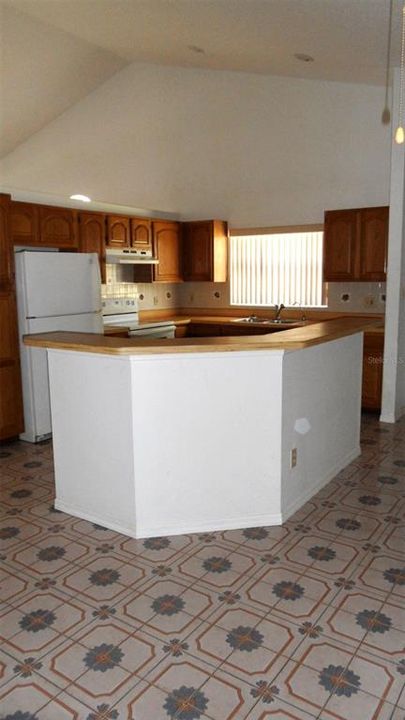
[0,0,402,158]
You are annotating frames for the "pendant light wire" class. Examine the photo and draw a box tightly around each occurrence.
[382,0,393,123]
[395,2,405,143]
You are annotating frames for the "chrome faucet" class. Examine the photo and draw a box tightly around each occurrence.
[274,303,285,320]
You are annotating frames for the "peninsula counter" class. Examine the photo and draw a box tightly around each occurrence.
[25,319,376,538]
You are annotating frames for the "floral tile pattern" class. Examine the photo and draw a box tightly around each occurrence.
[0,412,404,719]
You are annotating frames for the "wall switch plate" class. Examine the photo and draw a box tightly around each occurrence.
[291,448,297,468]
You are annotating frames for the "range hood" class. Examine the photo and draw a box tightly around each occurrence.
[105,248,159,265]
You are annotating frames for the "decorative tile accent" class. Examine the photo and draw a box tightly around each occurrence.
[179,544,257,588]
[0,414,403,717]
[1,592,86,656]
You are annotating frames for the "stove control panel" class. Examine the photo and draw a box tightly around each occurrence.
[102,297,138,315]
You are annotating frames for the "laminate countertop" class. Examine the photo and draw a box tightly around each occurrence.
[24,317,382,356]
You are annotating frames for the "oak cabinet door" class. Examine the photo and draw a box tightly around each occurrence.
[153,221,182,282]
[39,206,78,248]
[79,212,106,283]
[323,210,358,281]
[188,323,222,337]
[324,206,388,282]
[183,222,213,281]
[0,292,23,439]
[106,215,130,248]
[362,334,384,411]
[183,220,228,282]
[0,195,12,289]
[359,207,388,281]
[131,218,152,250]
[10,202,39,246]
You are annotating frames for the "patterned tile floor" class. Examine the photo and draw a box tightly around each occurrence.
[0,413,404,720]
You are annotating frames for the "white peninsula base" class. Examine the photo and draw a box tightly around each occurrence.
[46,333,363,538]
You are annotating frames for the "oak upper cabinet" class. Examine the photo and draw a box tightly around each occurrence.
[323,210,357,281]
[10,201,39,246]
[323,206,388,282]
[362,333,384,411]
[131,217,152,251]
[152,221,182,282]
[38,206,79,248]
[79,212,106,283]
[0,291,24,440]
[183,220,228,282]
[106,215,130,248]
[359,207,388,281]
[10,202,78,248]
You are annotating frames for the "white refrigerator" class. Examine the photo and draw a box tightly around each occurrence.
[15,250,103,443]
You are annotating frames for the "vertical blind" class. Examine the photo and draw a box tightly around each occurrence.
[230,230,324,307]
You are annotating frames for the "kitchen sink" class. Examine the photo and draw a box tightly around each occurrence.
[267,318,298,324]
[235,316,299,325]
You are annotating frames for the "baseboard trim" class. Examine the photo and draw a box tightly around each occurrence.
[54,499,282,539]
[56,447,360,538]
[136,512,283,539]
[380,406,405,424]
[379,412,397,424]
[54,500,138,538]
[281,445,361,522]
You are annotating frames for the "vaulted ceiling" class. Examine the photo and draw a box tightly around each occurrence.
[1,0,402,158]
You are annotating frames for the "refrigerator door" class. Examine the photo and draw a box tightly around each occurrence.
[19,312,103,443]
[16,251,101,318]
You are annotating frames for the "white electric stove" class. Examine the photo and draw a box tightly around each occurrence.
[102,297,176,339]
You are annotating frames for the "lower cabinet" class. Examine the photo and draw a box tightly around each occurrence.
[220,325,278,336]
[362,333,384,411]
[174,325,188,338]
[187,323,280,337]
[0,292,23,440]
[188,323,222,337]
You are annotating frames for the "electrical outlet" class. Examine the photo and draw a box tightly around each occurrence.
[364,295,374,307]
[291,448,297,468]
[153,295,159,306]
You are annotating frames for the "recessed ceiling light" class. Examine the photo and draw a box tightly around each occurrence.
[188,44,205,54]
[70,194,91,202]
[294,53,314,63]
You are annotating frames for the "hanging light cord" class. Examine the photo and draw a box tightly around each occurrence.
[382,0,393,123]
[399,4,405,125]
[395,2,405,142]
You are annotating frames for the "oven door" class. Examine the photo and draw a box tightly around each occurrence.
[129,325,176,339]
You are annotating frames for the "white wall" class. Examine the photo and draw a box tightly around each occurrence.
[1,62,390,227]
[281,335,362,518]
[381,68,405,423]
[47,335,362,538]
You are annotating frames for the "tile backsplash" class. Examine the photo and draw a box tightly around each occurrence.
[179,282,229,308]
[102,264,138,298]
[102,265,385,315]
[101,264,181,310]
[326,282,386,313]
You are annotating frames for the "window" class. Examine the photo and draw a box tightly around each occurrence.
[230,227,324,307]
